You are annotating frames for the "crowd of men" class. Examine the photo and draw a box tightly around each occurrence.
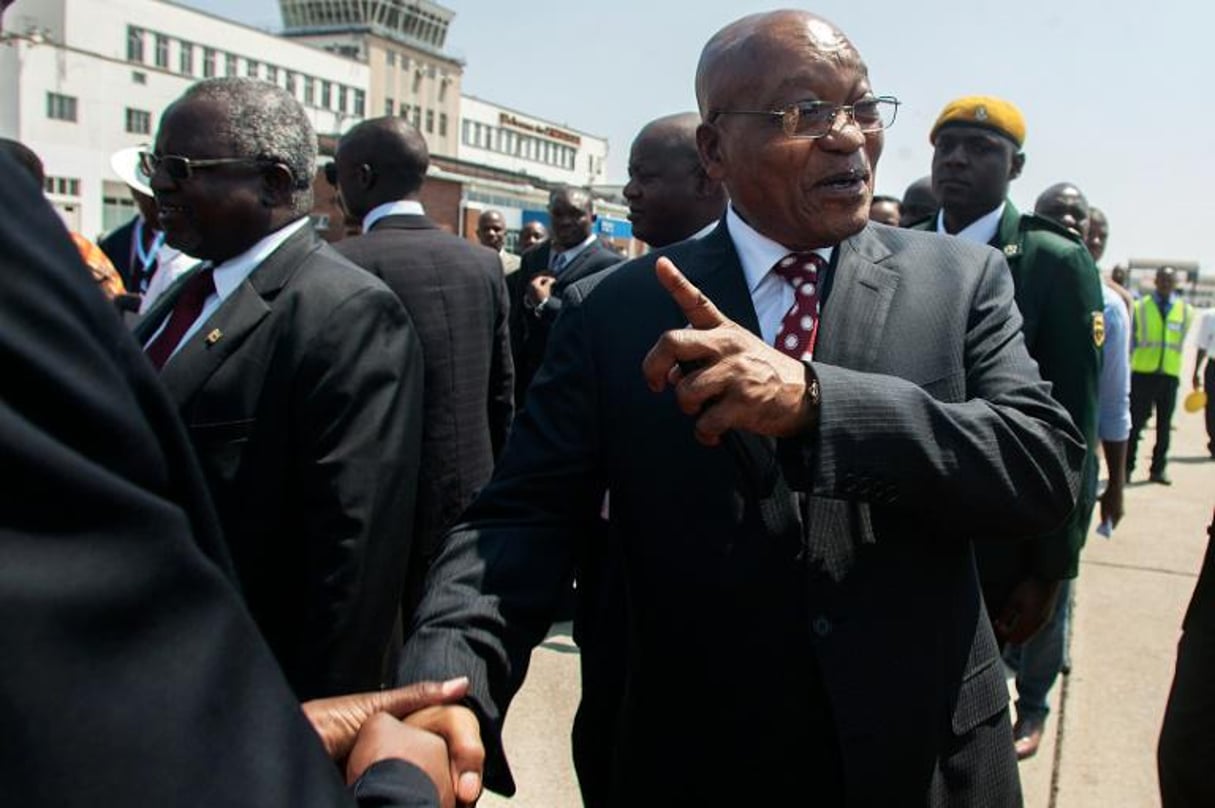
[3,5,1214,808]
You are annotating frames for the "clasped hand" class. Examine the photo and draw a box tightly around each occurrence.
[642,256,816,446]
[303,677,484,807]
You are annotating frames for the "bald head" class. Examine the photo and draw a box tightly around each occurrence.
[334,116,429,221]
[624,112,726,247]
[1034,182,1089,240]
[900,176,936,226]
[696,11,860,118]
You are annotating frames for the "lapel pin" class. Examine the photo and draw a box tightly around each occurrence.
[205,328,224,346]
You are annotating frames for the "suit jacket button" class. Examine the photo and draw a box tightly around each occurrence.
[812,616,832,637]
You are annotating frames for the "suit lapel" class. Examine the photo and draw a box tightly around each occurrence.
[158,226,318,408]
[816,225,899,370]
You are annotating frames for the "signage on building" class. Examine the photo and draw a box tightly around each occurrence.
[499,112,582,146]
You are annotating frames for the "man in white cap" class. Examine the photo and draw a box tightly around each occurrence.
[100,145,196,312]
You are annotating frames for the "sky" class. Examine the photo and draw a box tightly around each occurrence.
[179,0,1214,276]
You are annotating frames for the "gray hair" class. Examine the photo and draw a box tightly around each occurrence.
[179,77,316,215]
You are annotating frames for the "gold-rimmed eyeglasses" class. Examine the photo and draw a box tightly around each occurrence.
[709,96,900,139]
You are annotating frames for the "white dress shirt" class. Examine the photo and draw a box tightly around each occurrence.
[725,206,832,346]
[935,202,1005,246]
[362,199,425,232]
[144,216,310,361]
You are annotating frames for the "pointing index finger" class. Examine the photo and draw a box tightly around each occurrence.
[656,256,728,330]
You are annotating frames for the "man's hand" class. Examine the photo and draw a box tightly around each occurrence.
[405,705,485,807]
[641,256,815,446]
[346,713,455,808]
[992,577,1063,645]
[302,677,469,761]
[525,274,556,308]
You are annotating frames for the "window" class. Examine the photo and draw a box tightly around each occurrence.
[353,89,365,117]
[179,41,193,75]
[439,113,447,137]
[247,59,260,78]
[338,85,348,113]
[154,34,168,68]
[425,109,434,134]
[44,176,81,196]
[203,48,217,78]
[125,108,151,135]
[225,52,238,76]
[321,80,332,108]
[304,76,315,105]
[126,26,144,63]
[385,97,395,116]
[46,92,77,122]
[131,70,147,85]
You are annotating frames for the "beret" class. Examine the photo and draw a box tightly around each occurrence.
[930,96,1026,148]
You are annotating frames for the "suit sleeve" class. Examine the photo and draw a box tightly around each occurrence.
[397,290,605,797]
[488,267,515,458]
[786,247,1084,541]
[295,285,426,695]
[0,155,436,808]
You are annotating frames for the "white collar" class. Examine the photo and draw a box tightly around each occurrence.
[552,232,597,266]
[212,217,310,300]
[726,205,832,293]
[936,201,1005,246]
[362,199,425,232]
[691,219,719,241]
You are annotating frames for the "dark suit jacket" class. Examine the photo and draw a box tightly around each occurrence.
[400,221,1085,805]
[335,213,514,621]
[507,238,622,405]
[0,156,437,807]
[134,223,425,700]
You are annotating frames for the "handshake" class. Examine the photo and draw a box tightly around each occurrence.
[303,677,484,808]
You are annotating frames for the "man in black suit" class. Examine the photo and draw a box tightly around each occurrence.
[332,116,514,626]
[508,185,621,405]
[0,149,476,808]
[398,10,1084,805]
[1159,510,1215,806]
[133,78,425,701]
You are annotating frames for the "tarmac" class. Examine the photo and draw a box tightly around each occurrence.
[480,338,1214,808]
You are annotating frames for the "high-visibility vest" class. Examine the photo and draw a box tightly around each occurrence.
[1131,296,1192,377]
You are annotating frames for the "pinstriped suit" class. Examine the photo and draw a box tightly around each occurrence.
[399,220,1084,805]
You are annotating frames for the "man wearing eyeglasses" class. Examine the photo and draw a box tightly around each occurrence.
[133,78,425,702]
[395,12,1082,805]
[917,97,1104,761]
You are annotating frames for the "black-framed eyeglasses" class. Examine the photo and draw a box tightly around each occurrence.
[709,96,900,139]
[139,151,273,182]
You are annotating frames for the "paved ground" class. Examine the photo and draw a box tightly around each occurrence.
[480,339,1214,808]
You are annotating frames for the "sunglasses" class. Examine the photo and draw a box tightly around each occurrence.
[139,152,272,182]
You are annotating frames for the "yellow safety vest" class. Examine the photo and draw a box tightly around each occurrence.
[1131,296,1192,377]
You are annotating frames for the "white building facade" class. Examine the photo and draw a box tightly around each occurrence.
[457,94,608,189]
[0,0,369,239]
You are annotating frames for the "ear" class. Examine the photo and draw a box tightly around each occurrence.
[261,163,295,208]
[697,122,727,183]
[1009,151,1025,181]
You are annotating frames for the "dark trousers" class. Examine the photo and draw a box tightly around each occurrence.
[1128,372,1180,475]
[1205,363,1215,457]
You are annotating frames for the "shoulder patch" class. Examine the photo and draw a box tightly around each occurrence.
[1092,311,1105,347]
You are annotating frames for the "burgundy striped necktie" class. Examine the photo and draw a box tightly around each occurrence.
[144,264,215,370]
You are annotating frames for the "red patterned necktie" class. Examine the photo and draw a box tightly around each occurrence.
[772,252,826,361]
[144,263,215,370]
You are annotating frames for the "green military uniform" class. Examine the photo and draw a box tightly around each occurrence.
[917,202,1104,586]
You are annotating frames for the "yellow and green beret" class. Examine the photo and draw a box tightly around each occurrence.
[930,96,1026,148]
